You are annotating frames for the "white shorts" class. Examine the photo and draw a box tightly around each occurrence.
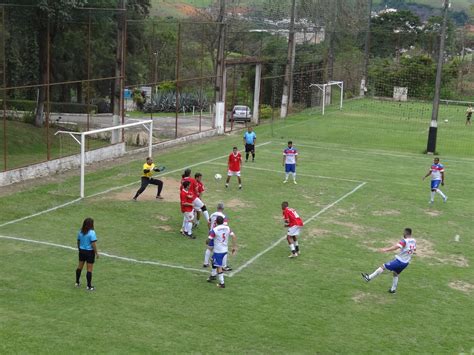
[193,197,204,210]
[183,211,194,222]
[227,170,241,177]
[287,226,301,236]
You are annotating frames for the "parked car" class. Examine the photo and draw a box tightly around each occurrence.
[231,105,252,122]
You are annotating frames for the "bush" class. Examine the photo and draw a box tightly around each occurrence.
[143,90,209,113]
[259,104,274,120]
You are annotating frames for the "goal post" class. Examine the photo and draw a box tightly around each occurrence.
[55,119,153,198]
[309,81,344,115]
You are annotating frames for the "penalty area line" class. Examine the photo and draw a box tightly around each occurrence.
[0,141,273,228]
[0,234,208,274]
[227,181,367,278]
[207,162,363,183]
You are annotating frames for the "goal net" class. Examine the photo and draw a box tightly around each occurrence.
[55,120,154,198]
[309,81,344,115]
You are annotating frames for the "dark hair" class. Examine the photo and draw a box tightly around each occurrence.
[182,168,191,178]
[288,141,292,145]
[281,201,289,208]
[404,228,412,235]
[216,215,224,225]
[182,180,190,189]
[81,218,94,234]
[195,172,202,179]
[233,146,237,150]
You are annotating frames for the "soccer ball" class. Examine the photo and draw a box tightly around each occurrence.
[444,119,449,123]
[214,173,222,180]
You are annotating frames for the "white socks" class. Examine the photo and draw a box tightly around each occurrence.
[204,249,211,265]
[218,272,224,285]
[369,267,384,280]
[202,210,210,222]
[391,275,399,292]
[436,189,446,199]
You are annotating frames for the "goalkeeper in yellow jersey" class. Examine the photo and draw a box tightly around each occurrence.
[132,157,164,200]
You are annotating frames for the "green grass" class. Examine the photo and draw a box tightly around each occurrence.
[1,99,473,353]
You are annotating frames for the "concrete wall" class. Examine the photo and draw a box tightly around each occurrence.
[0,129,220,187]
[0,143,126,187]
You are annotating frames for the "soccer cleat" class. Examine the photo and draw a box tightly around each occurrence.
[288,253,298,258]
[156,195,163,200]
[225,184,229,188]
[443,196,448,203]
[222,266,232,272]
[293,180,297,185]
[239,185,242,190]
[186,233,196,239]
[361,273,370,282]
[75,282,81,288]
[207,275,217,282]
[132,197,137,201]
[429,200,434,204]
[86,286,95,291]
[388,289,396,294]
[203,264,209,268]
[217,283,225,288]
[283,180,288,184]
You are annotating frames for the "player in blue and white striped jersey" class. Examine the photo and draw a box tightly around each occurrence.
[423,157,447,204]
[206,216,237,288]
[361,228,417,294]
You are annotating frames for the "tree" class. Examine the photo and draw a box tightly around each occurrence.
[370,9,421,59]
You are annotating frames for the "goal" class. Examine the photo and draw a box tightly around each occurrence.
[55,120,154,198]
[309,81,344,115]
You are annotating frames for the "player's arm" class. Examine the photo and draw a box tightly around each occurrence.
[379,243,401,253]
[143,168,150,174]
[441,171,445,185]
[77,239,80,250]
[91,241,99,258]
[230,232,238,255]
[295,153,298,165]
[282,154,285,166]
[422,170,432,180]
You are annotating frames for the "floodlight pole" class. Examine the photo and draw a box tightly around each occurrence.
[427,0,449,154]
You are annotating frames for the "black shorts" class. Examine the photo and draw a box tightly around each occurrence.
[467,114,472,121]
[79,249,95,264]
[245,144,255,153]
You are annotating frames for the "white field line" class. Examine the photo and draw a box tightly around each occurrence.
[207,162,363,183]
[0,141,273,228]
[0,198,83,228]
[0,234,208,274]
[227,181,367,277]
[293,142,474,165]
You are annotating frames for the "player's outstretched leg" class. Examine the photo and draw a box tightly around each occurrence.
[237,176,242,189]
[362,266,384,282]
[293,237,299,254]
[225,176,230,188]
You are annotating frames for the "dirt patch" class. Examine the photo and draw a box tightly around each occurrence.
[327,220,377,235]
[372,210,401,216]
[308,228,331,237]
[448,281,474,294]
[424,210,442,217]
[226,198,252,209]
[352,291,391,304]
[155,215,170,222]
[154,225,174,232]
[109,177,181,203]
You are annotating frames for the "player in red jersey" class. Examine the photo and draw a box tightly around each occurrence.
[180,180,195,239]
[225,146,242,189]
[194,172,206,228]
[282,201,304,258]
[180,169,210,228]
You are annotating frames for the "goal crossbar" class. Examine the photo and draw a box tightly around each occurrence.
[55,119,153,198]
[309,80,344,115]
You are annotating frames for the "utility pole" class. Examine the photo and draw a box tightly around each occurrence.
[112,0,126,144]
[215,0,226,103]
[361,0,372,96]
[426,0,449,154]
[280,0,296,118]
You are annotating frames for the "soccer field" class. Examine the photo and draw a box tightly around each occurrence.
[1,100,473,353]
